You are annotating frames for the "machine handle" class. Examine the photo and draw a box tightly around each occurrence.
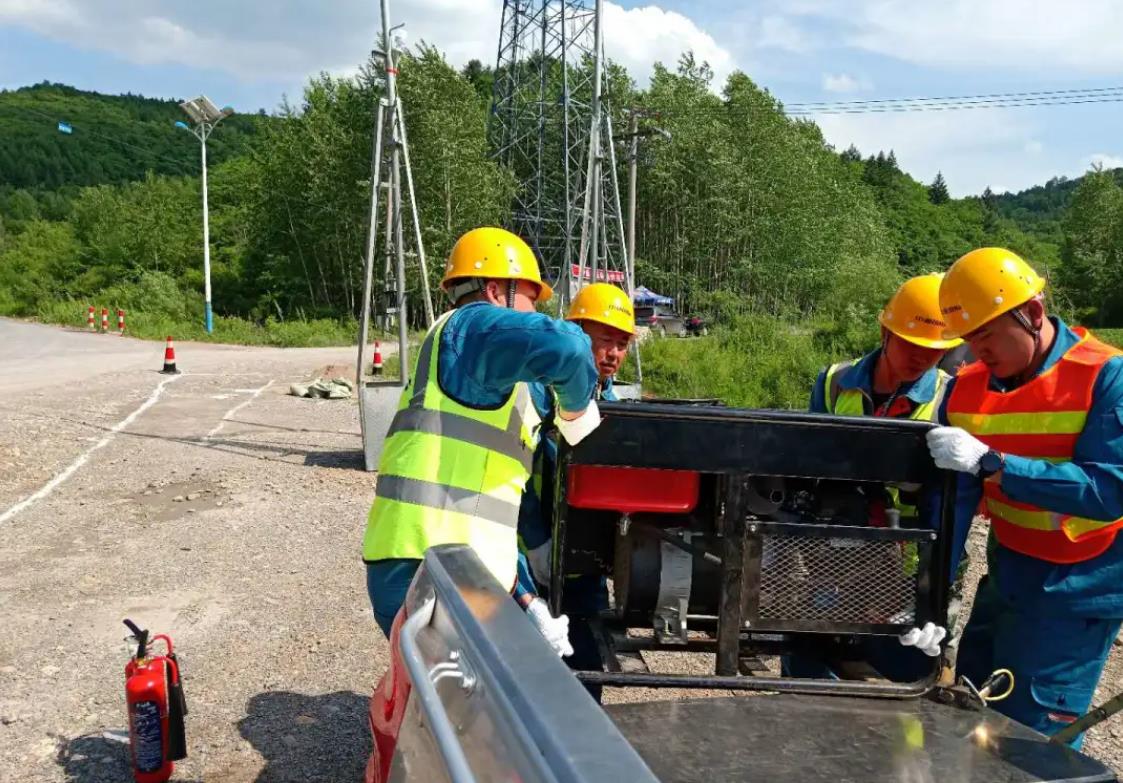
[399,597,478,783]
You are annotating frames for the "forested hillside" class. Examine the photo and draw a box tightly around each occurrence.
[1,53,1119,403]
[0,82,264,188]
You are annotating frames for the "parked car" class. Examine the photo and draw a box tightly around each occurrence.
[683,315,708,337]
[635,304,684,337]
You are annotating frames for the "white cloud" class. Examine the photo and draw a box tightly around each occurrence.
[1024,140,1044,155]
[603,4,734,88]
[757,0,1123,74]
[1088,153,1123,170]
[821,73,871,93]
[757,15,813,53]
[0,0,733,92]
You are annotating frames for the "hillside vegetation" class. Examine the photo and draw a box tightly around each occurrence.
[1,57,1119,401]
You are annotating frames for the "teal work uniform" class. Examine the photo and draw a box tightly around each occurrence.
[942,318,1123,748]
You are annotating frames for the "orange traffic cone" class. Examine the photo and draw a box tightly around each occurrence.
[161,336,181,375]
[372,341,383,376]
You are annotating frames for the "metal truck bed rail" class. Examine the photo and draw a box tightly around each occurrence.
[388,545,660,783]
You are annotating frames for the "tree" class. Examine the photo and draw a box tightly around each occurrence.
[928,172,950,205]
[1060,170,1123,325]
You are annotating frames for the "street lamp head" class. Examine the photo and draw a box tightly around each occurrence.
[175,121,190,130]
[179,95,227,124]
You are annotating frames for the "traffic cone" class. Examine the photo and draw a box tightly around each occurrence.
[161,336,181,375]
[87,306,95,330]
[372,341,383,376]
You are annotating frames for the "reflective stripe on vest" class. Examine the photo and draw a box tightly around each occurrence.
[361,310,540,588]
[946,329,1123,563]
[825,361,949,423]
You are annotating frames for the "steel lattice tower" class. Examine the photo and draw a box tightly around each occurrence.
[489,0,631,312]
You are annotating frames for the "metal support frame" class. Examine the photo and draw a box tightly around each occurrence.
[356,0,436,470]
[490,0,630,317]
[551,404,955,697]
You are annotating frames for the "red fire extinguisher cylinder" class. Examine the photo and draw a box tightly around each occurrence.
[123,620,186,783]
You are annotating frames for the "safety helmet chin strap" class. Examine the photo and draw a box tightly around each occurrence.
[447,278,519,309]
[1009,296,1044,385]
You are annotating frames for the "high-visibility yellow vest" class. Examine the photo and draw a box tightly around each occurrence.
[824,360,950,423]
[824,361,950,519]
[362,310,540,589]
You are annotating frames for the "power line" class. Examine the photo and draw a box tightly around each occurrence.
[634,85,1123,117]
[785,85,1123,109]
[0,103,199,174]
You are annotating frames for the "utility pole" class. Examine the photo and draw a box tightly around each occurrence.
[627,112,639,274]
[619,111,672,278]
[177,97,234,334]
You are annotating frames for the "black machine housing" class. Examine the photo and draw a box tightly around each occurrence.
[550,401,957,694]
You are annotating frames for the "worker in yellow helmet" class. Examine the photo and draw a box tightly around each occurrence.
[812,273,961,421]
[787,274,962,681]
[926,248,1123,748]
[362,227,600,658]
[515,284,636,698]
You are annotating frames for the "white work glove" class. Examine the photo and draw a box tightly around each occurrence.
[526,540,552,585]
[525,597,574,657]
[926,426,989,475]
[555,399,601,446]
[899,622,947,657]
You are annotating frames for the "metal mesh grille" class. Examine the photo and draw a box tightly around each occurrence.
[759,533,921,627]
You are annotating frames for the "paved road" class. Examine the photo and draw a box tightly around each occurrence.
[0,319,390,782]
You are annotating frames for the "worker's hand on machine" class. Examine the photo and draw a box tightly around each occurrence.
[555,399,602,445]
[898,622,947,657]
[926,426,988,475]
[526,540,552,586]
[525,597,575,657]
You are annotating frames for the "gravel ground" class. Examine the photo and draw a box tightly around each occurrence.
[2,319,1121,781]
[955,520,1123,773]
[0,320,393,783]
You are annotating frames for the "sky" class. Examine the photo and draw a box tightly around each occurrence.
[2,0,1123,197]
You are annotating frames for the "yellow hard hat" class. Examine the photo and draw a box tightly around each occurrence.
[440,226,554,301]
[879,273,962,349]
[940,248,1045,339]
[566,283,636,335]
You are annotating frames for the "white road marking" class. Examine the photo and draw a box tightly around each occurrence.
[0,374,184,524]
[204,380,275,441]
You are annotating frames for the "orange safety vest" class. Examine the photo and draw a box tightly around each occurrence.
[947,328,1123,564]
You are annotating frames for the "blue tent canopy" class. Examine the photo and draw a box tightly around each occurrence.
[633,285,674,307]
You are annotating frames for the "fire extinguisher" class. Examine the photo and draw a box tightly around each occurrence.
[123,619,188,783]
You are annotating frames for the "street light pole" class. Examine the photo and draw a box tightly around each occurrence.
[200,131,212,333]
[178,96,233,334]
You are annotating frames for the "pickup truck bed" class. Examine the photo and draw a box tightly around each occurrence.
[606,695,1115,783]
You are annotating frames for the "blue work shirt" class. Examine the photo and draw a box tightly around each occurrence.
[939,317,1123,616]
[518,377,617,553]
[809,348,942,416]
[438,302,598,414]
[435,302,598,601]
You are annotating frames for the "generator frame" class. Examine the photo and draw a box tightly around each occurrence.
[550,402,957,699]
